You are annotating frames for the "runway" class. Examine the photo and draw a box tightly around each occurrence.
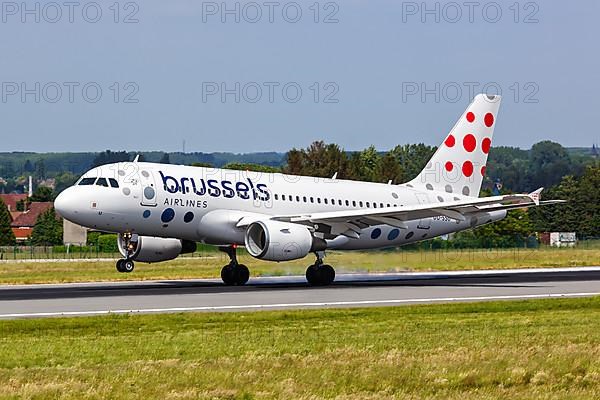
[1,267,600,319]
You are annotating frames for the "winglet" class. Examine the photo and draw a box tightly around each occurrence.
[331,172,338,180]
[528,187,543,206]
[133,155,140,163]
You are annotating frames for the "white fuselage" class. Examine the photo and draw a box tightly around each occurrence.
[56,162,505,251]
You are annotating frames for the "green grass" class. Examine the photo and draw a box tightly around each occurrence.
[1,297,600,398]
[0,246,599,284]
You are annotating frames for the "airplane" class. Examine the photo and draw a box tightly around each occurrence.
[55,94,563,286]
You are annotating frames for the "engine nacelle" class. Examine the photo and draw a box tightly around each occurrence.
[118,234,197,263]
[244,220,326,261]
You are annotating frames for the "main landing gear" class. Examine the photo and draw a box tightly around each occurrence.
[306,252,335,286]
[219,245,250,286]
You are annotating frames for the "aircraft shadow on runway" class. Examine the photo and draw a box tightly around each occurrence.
[1,270,600,302]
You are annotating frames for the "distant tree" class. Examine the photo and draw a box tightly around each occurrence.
[30,208,63,246]
[284,149,304,175]
[53,172,78,194]
[577,164,600,237]
[191,162,214,168]
[391,144,436,181]
[454,209,534,248]
[0,161,15,178]
[159,153,171,164]
[92,150,130,168]
[374,151,404,184]
[0,199,16,246]
[527,141,571,190]
[30,186,54,202]
[223,163,281,173]
[528,164,600,237]
[23,159,34,173]
[34,159,46,180]
[348,146,380,181]
[283,141,349,178]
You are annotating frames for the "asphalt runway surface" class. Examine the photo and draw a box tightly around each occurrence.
[2,267,600,319]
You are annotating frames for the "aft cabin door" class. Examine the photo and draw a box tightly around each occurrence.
[414,193,431,230]
[139,169,158,207]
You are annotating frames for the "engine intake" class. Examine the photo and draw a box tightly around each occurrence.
[118,234,197,263]
[245,220,326,261]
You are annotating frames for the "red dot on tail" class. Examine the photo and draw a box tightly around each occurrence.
[462,161,474,177]
[463,134,476,152]
[445,135,455,147]
[482,138,491,154]
[484,113,494,127]
[445,161,453,172]
[481,166,486,176]
[466,112,475,123]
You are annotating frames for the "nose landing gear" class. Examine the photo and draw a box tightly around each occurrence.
[116,233,137,273]
[219,245,250,286]
[116,259,135,273]
[306,252,335,286]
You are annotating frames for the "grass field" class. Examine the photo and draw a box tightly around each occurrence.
[1,297,600,399]
[0,245,599,284]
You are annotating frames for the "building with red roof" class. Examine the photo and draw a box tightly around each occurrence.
[3,200,54,242]
[0,194,28,213]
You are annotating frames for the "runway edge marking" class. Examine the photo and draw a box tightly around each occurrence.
[2,292,600,319]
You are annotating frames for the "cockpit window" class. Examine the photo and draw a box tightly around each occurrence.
[96,178,109,187]
[109,178,119,188]
[79,177,97,186]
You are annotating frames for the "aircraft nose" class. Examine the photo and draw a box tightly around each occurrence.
[54,186,79,221]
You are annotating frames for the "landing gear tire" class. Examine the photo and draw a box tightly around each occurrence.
[219,245,250,286]
[221,263,250,286]
[306,264,335,286]
[116,259,134,273]
[122,260,135,273]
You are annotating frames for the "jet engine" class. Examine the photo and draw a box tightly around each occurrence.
[117,234,197,263]
[244,220,326,261]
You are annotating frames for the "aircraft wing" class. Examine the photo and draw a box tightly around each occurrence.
[264,188,565,239]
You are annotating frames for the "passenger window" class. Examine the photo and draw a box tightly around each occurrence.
[310,197,314,203]
[289,195,293,201]
[373,203,377,208]
[317,198,321,204]
[79,177,97,186]
[109,178,119,188]
[303,196,307,202]
[324,198,328,204]
[366,202,370,208]
[380,203,384,208]
[338,199,342,206]
[282,195,286,201]
[296,196,300,202]
[345,200,349,206]
[352,201,356,207]
[359,201,363,207]
[275,194,279,200]
[96,178,109,187]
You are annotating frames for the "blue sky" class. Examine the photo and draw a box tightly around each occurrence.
[0,0,598,152]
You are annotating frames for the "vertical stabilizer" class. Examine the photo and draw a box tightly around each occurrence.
[409,94,501,197]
